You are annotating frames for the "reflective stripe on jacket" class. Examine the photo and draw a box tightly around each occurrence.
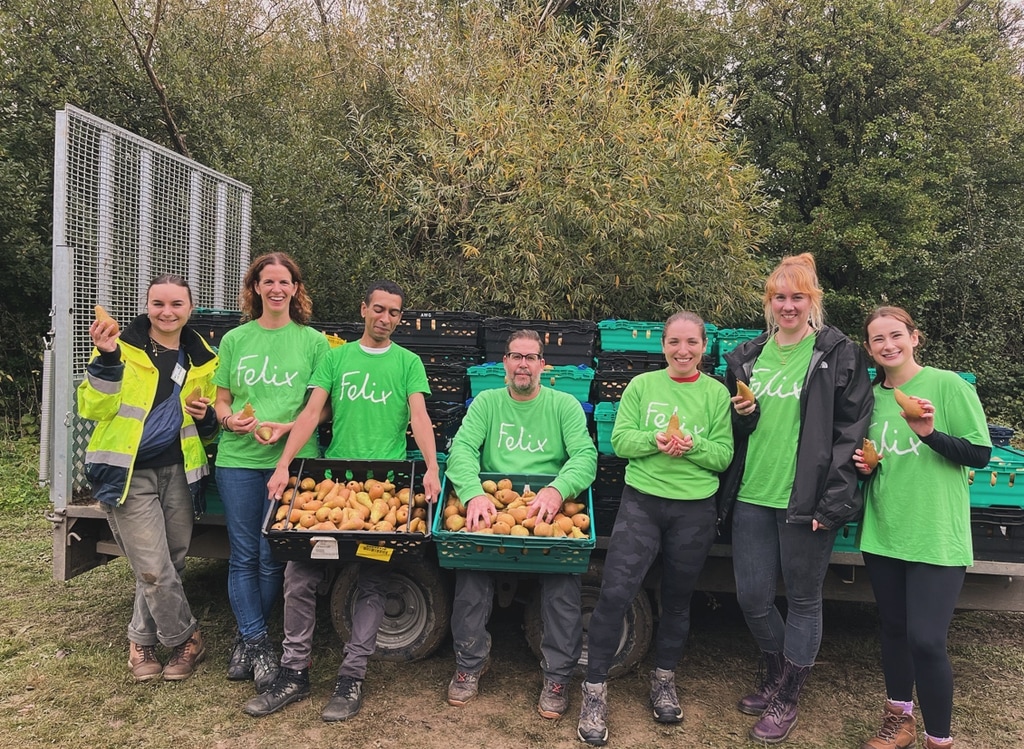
[77,314,219,507]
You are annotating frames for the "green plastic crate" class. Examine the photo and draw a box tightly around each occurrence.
[467,363,594,403]
[594,401,618,455]
[716,328,763,362]
[598,319,716,357]
[433,473,595,573]
[832,523,859,553]
[969,446,1024,509]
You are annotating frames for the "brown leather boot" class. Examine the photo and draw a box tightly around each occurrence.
[923,737,953,749]
[163,629,207,681]
[861,701,916,749]
[128,642,163,682]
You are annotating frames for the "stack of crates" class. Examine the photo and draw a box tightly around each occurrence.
[392,311,484,452]
[481,317,598,367]
[969,445,1024,561]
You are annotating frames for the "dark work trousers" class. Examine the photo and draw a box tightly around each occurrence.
[586,486,717,683]
[863,552,966,738]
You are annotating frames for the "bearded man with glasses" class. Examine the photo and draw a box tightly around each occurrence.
[444,329,597,720]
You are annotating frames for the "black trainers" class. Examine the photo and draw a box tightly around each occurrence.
[243,667,310,717]
[321,675,363,722]
[227,634,253,681]
[245,637,280,694]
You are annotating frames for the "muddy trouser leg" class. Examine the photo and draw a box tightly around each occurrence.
[586,486,662,684]
[280,559,327,670]
[452,570,494,673]
[539,573,582,682]
[103,464,197,648]
[338,562,390,680]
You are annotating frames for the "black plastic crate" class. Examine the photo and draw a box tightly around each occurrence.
[593,371,637,403]
[425,362,469,403]
[406,402,466,454]
[309,319,364,344]
[593,493,621,538]
[190,309,243,348]
[482,318,598,367]
[264,459,430,563]
[391,310,484,349]
[593,455,628,497]
[989,425,1015,447]
[971,507,1024,561]
[415,346,486,365]
[594,352,666,372]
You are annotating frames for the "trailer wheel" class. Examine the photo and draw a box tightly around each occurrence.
[329,560,452,662]
[523,560,652,679]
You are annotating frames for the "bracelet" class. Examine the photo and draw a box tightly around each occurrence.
[221,415,233,433]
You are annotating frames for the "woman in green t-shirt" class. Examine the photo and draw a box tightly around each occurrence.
[212,253,329,694]
[719,253,873,744]
[854,307,991,749]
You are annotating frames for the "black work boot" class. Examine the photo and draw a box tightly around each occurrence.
[243,667,310,717]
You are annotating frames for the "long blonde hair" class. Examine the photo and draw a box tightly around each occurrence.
[763,253,824,334]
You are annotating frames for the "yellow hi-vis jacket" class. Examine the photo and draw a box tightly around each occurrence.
[77,314,219,508]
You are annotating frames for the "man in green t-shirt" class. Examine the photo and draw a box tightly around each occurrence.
[444,330,597,719]
[243,280,441,721]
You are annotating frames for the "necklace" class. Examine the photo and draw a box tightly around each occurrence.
[775,330,811,366]
[150,336,179,354]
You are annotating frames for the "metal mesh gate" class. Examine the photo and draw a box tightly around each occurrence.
[45,105,252,507]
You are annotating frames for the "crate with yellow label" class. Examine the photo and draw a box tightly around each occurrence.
[263,459,433,563]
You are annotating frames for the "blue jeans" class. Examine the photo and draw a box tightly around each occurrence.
[731,500,837,667]
[216,466,284,642]
[102,464,197,647]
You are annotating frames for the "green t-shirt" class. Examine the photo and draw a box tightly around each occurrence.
[311,342,430,460]
[445,386,597,505]
[213,320,330,468]
[612,370,733,500]
[737,334,816,509]
[859,367,990,566]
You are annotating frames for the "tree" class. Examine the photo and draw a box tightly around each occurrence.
[726,0,1024,426]
[346,0,773,321]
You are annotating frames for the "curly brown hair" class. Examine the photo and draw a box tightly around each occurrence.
[239,252,313,324]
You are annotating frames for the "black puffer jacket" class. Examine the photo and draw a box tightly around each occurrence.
[717,325,874,530]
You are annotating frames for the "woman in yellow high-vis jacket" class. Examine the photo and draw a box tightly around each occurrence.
[78,274,218,683]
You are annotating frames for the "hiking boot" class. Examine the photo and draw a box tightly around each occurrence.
[649,667,683,724]
[322,675,363,722]
[447,661,489,707]
[128,642,163,682]
[245,637,280,694]
[577,681,609,746]
[243,667,310,717]
[749,660,811,744]
[162,629,206,681]
[738,651,784,715]
[923,737,953,749]
[861,702,916,749]
[227,633,253,681]
[538,678,569,719]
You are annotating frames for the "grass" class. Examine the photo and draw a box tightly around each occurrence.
[3,434,1023,748]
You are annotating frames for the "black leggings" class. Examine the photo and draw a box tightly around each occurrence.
[586,486,717,683]
[862,552,966,737]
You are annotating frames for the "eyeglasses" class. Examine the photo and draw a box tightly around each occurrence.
[505,352,542,363]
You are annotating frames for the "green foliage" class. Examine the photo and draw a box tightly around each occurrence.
[727,0,1024,427]
[0,435,48,509]
[350,1,772,320]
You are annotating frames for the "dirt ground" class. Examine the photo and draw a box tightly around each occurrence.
[193,587,1024,749]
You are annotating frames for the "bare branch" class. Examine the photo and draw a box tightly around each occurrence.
[930,0,975,35]
[109,0,190,157]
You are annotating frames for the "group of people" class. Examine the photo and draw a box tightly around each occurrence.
[79,251,991,749]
